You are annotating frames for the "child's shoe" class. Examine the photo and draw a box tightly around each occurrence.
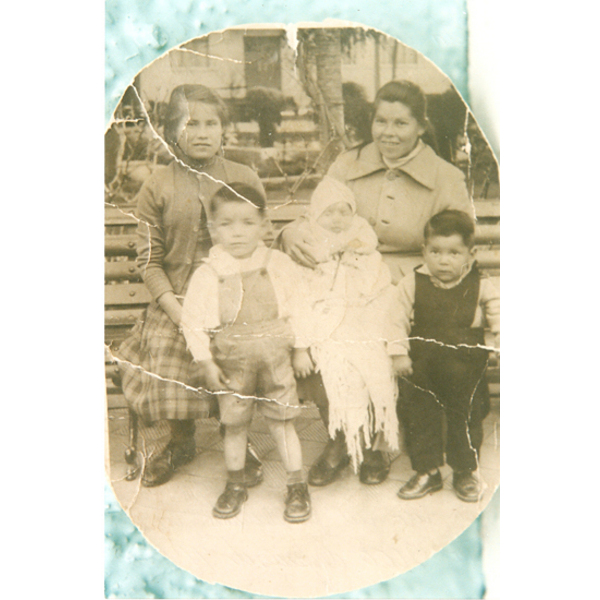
[397,470,443,500]
[452,470,483,502]
[359,449,391,485]
[213,482,248,519]
[284,482,311,523]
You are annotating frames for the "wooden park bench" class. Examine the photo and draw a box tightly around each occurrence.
[105,192,500,477]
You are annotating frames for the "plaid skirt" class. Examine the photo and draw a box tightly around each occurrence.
[116,300,212,423]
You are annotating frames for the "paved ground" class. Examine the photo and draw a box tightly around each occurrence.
[106,401,499,597]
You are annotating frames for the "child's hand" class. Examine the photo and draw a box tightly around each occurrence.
[292,348,314,378]
[392,355,413,378]
[199,360,230,391]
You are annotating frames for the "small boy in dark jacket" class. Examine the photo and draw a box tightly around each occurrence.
[389,210,499,502]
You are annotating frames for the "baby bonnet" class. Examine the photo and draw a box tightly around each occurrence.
[309,176,356,222]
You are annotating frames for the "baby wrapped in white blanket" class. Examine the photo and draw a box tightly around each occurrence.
[298,176,399,470]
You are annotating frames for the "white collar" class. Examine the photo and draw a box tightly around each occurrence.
[416,260,475,289]
[206,242,269,276]
[381,139,426,171]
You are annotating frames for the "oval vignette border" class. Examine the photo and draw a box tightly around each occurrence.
[105,20,499,598]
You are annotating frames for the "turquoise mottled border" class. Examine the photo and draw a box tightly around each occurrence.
[105,0,469,124]
[105,1,487,598]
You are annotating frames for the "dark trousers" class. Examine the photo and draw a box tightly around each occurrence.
[398,340,490,474]
[297,372,330,425]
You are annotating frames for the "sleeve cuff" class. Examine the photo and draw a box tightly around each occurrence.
[143,270,175,301]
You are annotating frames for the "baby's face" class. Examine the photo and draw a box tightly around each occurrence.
[423,234,474,284]
[316,202,354,234]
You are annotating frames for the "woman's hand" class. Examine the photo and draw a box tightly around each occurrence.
[280,227,319,269]
[292,348,314,378]
[392,355,413,378]
[199,359,230,392]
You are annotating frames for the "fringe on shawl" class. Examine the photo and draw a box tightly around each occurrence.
[312,339,399,472]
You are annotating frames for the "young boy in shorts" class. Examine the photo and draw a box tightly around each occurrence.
[182,183,314,522]
[390,210,499,502]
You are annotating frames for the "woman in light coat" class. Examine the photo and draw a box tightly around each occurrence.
[282,80,474,486]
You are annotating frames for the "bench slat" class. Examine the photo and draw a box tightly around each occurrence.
[475,248,500,269]
[474,224,500,244]
[105,283,152,306]
[105,235,138,257]
[105,261,142,282]
[105,308,145,327]
[474,200,500,218]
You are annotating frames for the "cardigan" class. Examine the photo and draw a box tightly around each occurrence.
[181,244,311,363]
[135,158,265,300]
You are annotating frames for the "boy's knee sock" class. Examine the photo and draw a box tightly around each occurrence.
[227,469,246,484]
[286,469,305,486]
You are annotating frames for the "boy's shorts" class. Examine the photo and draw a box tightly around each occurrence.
[210,319,302,426]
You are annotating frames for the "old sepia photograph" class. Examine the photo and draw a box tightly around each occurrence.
[104,23,500,597]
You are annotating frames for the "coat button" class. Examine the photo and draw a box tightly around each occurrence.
[368,217,376,226]
[386,170,397,181]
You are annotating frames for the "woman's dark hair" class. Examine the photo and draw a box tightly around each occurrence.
[163,84,229,146]
[361,79,438,154]
[374,80,428,128]
[424,210,476,248]
[210,182,267,216]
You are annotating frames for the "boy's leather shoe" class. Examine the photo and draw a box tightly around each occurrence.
[213,482,248,519]
[359,450,390,485]
[397,470,443,500]
[244,444,264,488]
[284,483,311,523]
[452,470,483,502]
